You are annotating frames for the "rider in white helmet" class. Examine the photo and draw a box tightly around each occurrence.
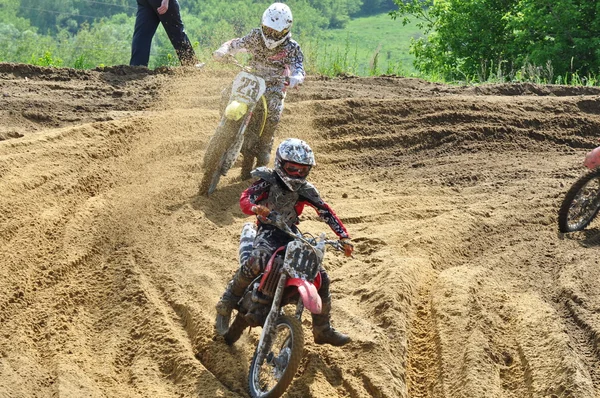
[212,3,305,179]
[216,138,354,347]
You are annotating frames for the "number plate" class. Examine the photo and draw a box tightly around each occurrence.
[283,240,323,280]
[231,72,266,103]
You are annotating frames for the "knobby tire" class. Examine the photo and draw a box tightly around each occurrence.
[558,168,600,232]
[248,315,304,398]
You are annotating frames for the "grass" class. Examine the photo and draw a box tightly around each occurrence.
[302,13,422,77]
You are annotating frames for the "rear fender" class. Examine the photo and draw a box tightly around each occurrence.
[286,278,322,314]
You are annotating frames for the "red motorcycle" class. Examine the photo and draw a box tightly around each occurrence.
[215,212,346,398]
[558,146,600,232]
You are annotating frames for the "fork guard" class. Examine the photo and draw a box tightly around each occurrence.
[286,279,322,314]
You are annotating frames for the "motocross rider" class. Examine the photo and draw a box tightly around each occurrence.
[212,2,305,179]
[216,138,354,346]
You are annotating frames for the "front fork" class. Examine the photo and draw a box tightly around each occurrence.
[219,111,253,175]
[255,273,287,366]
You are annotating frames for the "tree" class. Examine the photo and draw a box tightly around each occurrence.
[0,0,31,30]
[18,0,134,34]
[391,0,600,83]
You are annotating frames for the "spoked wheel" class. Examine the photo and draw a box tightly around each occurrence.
[199,119,240,196]
[248,315,303,398]
[558,168,600,232]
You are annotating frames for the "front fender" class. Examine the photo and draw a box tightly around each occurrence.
[225,100,248,121]
[286,279,322,314]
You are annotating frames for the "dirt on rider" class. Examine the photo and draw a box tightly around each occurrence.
[212,3,305,179]
[216,138,354,346]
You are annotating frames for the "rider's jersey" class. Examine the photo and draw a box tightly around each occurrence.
[219,28,305,80]
[239,168,350,239]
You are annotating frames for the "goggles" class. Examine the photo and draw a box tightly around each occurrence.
[283,161,311,178]
[262,25,289,41]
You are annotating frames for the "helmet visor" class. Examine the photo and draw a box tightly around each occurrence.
[283,161,311,178]
[262,25,289,41]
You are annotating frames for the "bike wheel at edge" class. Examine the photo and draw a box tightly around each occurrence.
[558,168,600,232]
[248,315,304,398]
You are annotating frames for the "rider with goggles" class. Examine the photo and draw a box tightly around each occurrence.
[216,138,354,347]
[212,3,305,179]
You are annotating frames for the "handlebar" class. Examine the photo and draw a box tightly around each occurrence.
[221,55,290,85]
[221,55,250,72]
[261,211,345,253]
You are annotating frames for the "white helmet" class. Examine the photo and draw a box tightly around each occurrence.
[261,3,293,49]
[274,138,315,191]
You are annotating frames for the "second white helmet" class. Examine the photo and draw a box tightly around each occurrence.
[261,3,293,49]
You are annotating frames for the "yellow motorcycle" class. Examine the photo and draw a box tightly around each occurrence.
[199,58,273,196]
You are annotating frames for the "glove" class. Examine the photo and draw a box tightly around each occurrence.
[251,205,271,220]
[212,47,228,62]
[288,74,304,89]
[341,238,354,257]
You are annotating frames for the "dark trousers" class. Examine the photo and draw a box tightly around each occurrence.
[130,0,197,66]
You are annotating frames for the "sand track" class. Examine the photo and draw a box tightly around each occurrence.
[2,64,600,397]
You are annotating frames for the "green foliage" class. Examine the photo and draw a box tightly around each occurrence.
[18,0,135,34]
[30,51,63,67]
[305,0,363,28]
[356,0,396,16]
[315,13,418,75]
[303,35,360,75]
[8,0,600,85]
[0,0,31,30]
[391,0,600,84]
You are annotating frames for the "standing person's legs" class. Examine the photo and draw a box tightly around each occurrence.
[130,0,161,66]
[158,0,198,66]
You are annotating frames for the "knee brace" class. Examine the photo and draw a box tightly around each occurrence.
[241,247,271,279]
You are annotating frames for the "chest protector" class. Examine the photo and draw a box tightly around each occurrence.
[252,167,311,226]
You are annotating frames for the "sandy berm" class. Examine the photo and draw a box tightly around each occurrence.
[1,63,600,397]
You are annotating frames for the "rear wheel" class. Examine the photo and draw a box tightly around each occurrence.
[199,119,240,196]
[558,168,600,232]
[248,315,303,398]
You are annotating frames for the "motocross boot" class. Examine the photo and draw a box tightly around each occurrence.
[312,299,351,347]
[215,270,252,317]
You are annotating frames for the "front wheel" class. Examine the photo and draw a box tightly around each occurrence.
[248,315,304,398]
[199,119,240,196]
[558,168,600,232]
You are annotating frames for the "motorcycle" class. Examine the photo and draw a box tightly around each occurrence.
[199,58,285,196]
[558,145,600,232]
[215,212,346,398]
